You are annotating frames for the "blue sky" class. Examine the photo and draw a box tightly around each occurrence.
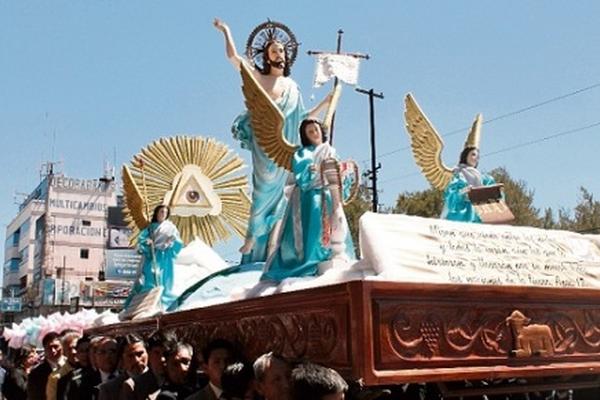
[2,1,600,265]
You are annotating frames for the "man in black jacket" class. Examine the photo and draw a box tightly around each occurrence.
[27,331,65,400]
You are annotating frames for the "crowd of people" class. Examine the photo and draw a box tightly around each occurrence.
[0,329,353,400]
[1,328,598,400]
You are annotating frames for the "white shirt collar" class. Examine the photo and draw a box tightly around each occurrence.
[99,370,117,383]
[209,381,223,399]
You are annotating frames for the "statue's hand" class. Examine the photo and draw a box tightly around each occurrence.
[213,18,228,33]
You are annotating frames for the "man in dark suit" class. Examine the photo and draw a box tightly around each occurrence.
[27,331,65,400]
[47,331,81,400]
[157,340,196,400]
[98,333,148,400]
[56,334,90,400]
[121,331,172,400]
[185,339,235,400]
[62,335,101,400]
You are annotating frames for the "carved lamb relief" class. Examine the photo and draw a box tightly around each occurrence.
[506,310,555,357]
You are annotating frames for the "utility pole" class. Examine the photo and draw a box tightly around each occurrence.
[356,88,384,212]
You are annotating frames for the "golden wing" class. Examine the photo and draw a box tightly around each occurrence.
[122,165,150,230]
[404,93,453,191]
[240,62,298,171]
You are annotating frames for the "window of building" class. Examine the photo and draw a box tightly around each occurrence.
[4,258,20,272]
[20,220,30,237]
[5,229,20,250]
[80,248,89,259]
[19,275,27,289]
[18,246,29,265]
[82,220,91,227]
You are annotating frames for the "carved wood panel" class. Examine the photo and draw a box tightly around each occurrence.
[168,305,350,366]
[375,300,600,370]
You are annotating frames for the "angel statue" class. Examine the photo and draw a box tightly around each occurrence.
[214,18,334,263]
[119,135,251,317]
[404,93,511,223]
[261,118,358,282]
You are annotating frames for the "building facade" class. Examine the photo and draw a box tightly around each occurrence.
[2,165,139,323]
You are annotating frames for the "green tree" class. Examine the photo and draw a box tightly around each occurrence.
[488,167,542,227]
[394,186,443,218]
[553,187,600,233]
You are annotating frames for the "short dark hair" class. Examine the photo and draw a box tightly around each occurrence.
[164,340,193,359]
[291,362,348,400]
[201,338,235,364]
[459,146,478,166]
[222,362,255,399]
[42,331,61,348]
[151,205,170,223]
[76,334,91,348]
[146,330,175,351]
[117,333,145,361]
[261,40,291,77]
[299,119,327,147]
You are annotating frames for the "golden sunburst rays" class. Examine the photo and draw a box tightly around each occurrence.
[122,136,250,246]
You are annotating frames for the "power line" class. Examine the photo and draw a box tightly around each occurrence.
[483,121,600,158]
[361,81,600,163]
[380,119,600,184]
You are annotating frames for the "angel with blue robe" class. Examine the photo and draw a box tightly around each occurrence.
[126,205,183,309]
[262,119,356,282]
[404,93,507,223]
[441,147,497,222]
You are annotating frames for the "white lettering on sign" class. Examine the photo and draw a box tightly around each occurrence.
[51,176,115,192]
[359,212,600,289]
[49,198,107,212]
[48,224,108,238]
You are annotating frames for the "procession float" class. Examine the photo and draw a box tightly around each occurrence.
[85,19,600,397]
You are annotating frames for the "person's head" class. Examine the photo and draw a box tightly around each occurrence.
[42,331,63,364]
[61,331,82,367]
[164,341,193,386]
[76,335,91,368]
[291,362,348,400]
[88,336,105,369]
[202,339,235,388]
[300,119,326,147]
[95,336,118,374]
[222,362,256,400]
[261,40,290,77]
[119,333,148,377]
[459,146,479,168]
[253,352,291,400]
[147,331,172,376]
[151,205,170,223]
[15,345,38,370]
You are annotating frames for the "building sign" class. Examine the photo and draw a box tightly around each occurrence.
[48,198,108,212]
[51,176,115,192]
[55,279,81,306]
[42,279,55,305]
[1,297,22,312]
[47,224,108,238]
[105,249,141,280]
[108,227,133,249]
[79,281,131,308]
